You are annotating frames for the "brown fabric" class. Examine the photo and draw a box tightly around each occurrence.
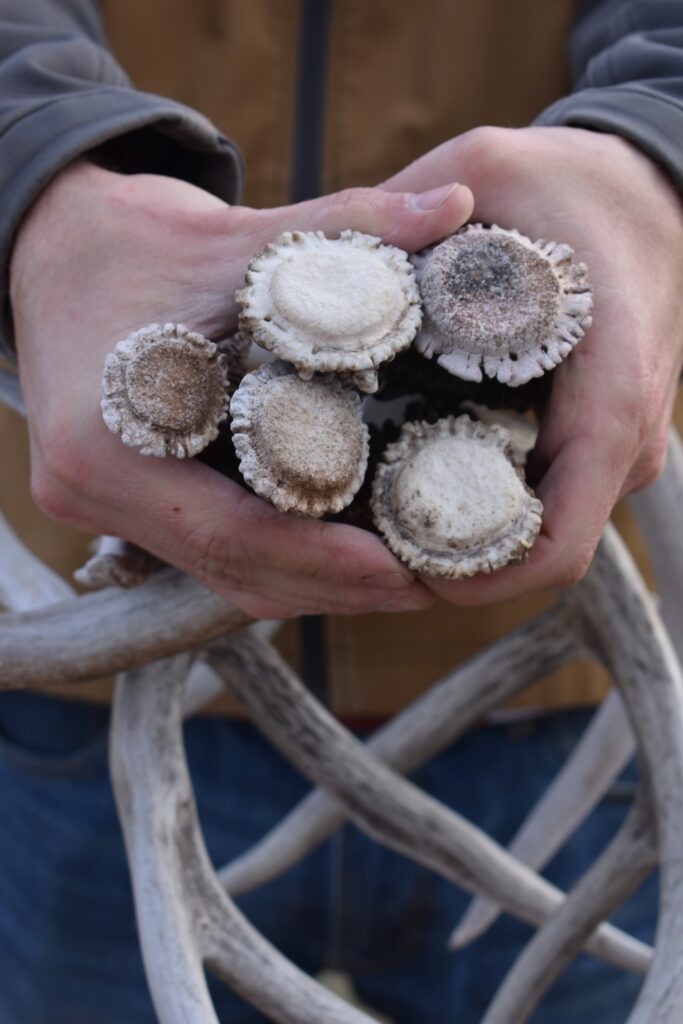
[100,0,301,209]
[2,0,671,715]
[322,0,575,193]
[100,0,575,207]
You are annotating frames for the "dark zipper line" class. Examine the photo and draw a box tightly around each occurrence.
[290,0,333,204]
[291,0,333,702]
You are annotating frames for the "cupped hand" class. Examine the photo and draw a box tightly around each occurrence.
[10,160,474,618]
[383,126,683,604]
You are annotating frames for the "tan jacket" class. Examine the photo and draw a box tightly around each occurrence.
[1,0,672,715]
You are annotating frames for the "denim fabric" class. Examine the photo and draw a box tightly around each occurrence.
[0,692,655,1023]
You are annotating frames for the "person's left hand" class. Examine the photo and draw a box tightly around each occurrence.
[382,125,683,604]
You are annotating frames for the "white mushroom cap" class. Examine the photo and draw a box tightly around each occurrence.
[412,224,593,387]
[371,415,542,578]
[101,323,229,458]
[237,230,422,393]
[230,361,369,517]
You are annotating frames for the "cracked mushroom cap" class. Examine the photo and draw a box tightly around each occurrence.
[236,230,422,393]
[412,224,593,387]
[101,323,229,458]
[371,414,543,578]
[230,360,369,517]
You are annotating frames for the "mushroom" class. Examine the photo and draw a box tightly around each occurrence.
[237,229,422,393]
[412,223,593,386]
[230,360,369,516]
[101,322,230,457]
[371,414,543,577]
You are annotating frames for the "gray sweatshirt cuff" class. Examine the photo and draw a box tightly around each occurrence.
[1,89,243,364]
[536,83,683,194]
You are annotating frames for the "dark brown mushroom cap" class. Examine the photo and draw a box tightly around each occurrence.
[230,361,369,517]
[371,414,542,577]
[412,224,593,386]
[101,323,229,458]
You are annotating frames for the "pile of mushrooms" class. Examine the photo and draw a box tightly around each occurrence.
[101,224,592,579]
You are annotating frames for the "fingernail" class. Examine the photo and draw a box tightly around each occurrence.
[409,182,459,212]
[380,596,425,613]
[362,570,414,590]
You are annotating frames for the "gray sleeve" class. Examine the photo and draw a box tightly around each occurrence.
[536,0,683,193]
[0,0,244,363]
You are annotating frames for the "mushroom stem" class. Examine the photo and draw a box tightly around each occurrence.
[450,687,634,950]
[74,535,160,589]
[0,569,250,689]
[207,630,650,975]
[481,788,656,1024]
[218,602,582,896]
[182,621,284,718]
[110,653,379,1024]
[571,525,683,1022]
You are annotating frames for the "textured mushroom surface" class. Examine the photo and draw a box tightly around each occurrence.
[237,230,422,393]
[371,414,542,577]
[412,224,593,387]
[101,323,229,457]
[216,330,252,396]
[230,361,369,516]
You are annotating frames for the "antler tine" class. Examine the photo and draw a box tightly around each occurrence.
[206,630,651,975]
[74,535,160,590]
[0,569,250,690]
[451,687,634,950]
[218,601,583,896]
[451,432,683,954]
[0,510,74,611]
[481,787,656,1024]
[182,621,284,718]
[573,525,683,1023]
[110,653,379,1024]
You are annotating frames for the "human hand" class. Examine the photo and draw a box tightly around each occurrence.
[382,126,683,603]
[10,160,473,618]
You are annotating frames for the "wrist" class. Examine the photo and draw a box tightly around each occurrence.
[10,159,118,306]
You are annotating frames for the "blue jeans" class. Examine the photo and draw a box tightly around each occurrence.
[0,692,656,1023]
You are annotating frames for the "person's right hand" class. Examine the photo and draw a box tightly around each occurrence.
[10,160,472,618]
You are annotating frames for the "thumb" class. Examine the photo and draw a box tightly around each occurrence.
[233,181,473,255]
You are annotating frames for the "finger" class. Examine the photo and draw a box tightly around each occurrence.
[423,436,614,606]
[381,137,464,195]
[620,380,677,497]
[63,428,432,611]
[227,182,474,259]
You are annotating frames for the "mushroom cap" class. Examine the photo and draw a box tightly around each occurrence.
[101,323,230,458]
[237,230,422,393]
[412,224,593,387]
[371,414,542,578]
[230,360,370,517]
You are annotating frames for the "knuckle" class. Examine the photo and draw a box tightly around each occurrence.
[39,423,92,495]
[456,125,515,182]
[30,464,77,523]
[332,186,380,218]
[632,441,668,491]
[556,545,596,589]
